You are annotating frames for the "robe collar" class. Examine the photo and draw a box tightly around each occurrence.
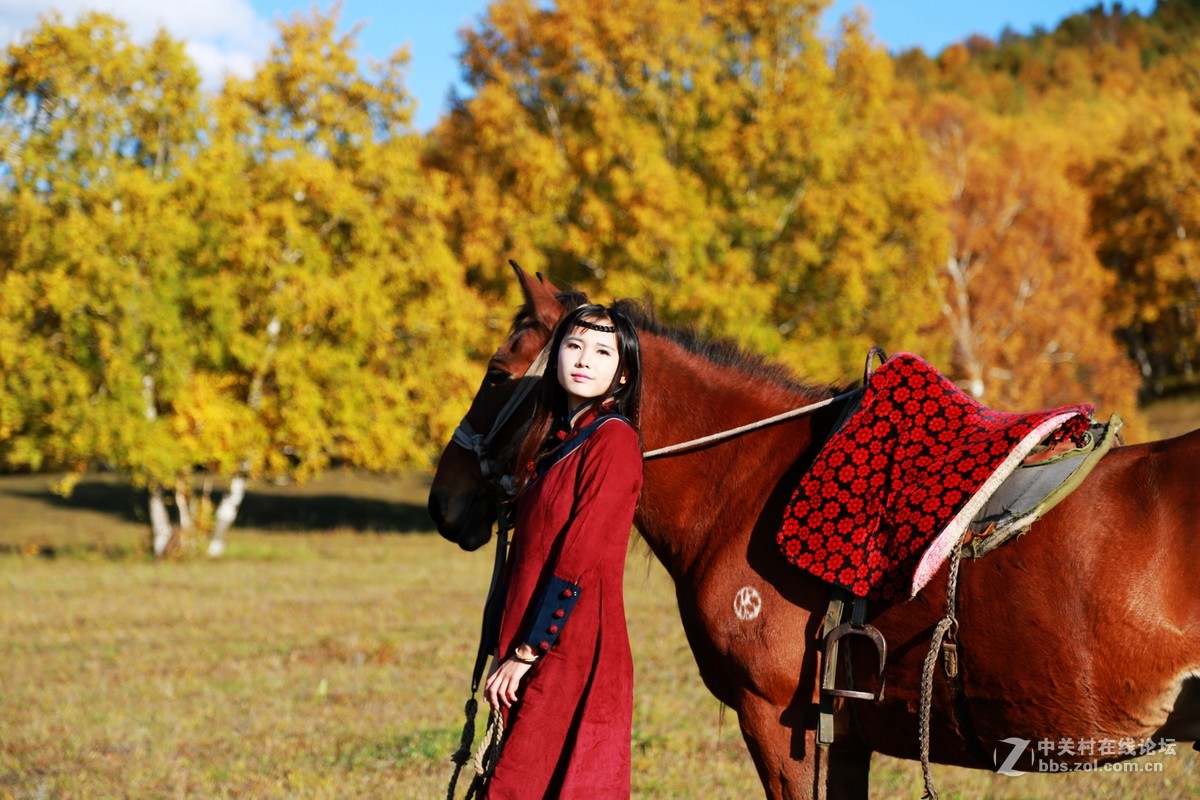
[557,398,615,439]
[533,399,620,480]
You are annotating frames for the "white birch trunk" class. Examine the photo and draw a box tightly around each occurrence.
[942,254,987,402]
[143,373,178,557]
[208,314,277,557]
[207,475,246,558]
[150,485,173,557]
[175,480,193,533]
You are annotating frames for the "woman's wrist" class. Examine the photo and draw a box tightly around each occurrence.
[510,644,542,664]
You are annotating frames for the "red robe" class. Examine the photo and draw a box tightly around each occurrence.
[483,411,643,800]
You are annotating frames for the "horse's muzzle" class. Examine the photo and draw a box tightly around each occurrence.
[427,486,493,551]
[427,486,451,533]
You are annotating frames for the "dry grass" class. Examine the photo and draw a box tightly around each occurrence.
[1139,395,1200,440]
[0,415,1197,799]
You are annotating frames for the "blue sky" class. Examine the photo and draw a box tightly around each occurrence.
[0,1,1159,130]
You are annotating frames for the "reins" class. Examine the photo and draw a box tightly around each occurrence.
[451,344,551,489]
[457,332,866,466]
[445,341,871,797]
[643,347,885,460]
[642,387,865,460]
[446,344,550,800]
[446,529,508,800]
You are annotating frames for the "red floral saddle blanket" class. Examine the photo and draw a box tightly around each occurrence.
[776,352,1093,603]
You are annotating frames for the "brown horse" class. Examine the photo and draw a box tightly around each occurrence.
[427,266,1200,799]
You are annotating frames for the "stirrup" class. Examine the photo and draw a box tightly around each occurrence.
[821,621,887,701]
[818,589,887,746]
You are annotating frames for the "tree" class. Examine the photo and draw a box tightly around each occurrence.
[0,9,486,556]
[429,0,947,381]
[184,8,487,553]
[0,13,209,553]
[1088,94,1200,395]
[915,93,1139,415]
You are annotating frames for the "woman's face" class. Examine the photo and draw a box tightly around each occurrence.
[556,320,623,414]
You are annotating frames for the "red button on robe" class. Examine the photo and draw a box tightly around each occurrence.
[483,415,643,800]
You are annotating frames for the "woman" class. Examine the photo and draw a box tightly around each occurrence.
[482,302,644,799]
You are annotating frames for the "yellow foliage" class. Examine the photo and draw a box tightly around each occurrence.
[0,8,487,495]
[1087,93,1200,393]
[431,0,946,385]
[5,0,1195,508]
[0,13,204,483]
[188,6,487,479]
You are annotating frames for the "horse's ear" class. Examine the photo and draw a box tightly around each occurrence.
[510,259,562,329]
[511,259,536,306]
[535,271,563,296]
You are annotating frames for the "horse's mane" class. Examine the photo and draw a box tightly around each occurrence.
[511,290,835,398]
[610,299,836,399]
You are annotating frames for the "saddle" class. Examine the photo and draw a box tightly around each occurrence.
[961,415,1121,557]
[774,349,1123,745]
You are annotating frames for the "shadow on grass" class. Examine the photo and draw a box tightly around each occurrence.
[1,478,436,534]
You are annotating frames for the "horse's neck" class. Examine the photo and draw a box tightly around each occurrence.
[635,334,823,581]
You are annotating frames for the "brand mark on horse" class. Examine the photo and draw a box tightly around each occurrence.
[734,586,763,621]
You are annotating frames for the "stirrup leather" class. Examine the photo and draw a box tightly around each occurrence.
[818,588,887,745]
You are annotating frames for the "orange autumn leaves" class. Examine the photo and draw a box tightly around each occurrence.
[915,95,1138,414]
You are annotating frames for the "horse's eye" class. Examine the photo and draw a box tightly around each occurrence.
[485,368,510,387]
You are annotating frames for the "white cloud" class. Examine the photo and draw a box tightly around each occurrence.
[0,0,275,89]
[185,38,262,88]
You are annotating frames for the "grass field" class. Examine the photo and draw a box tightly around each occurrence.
[1,427,1198,797]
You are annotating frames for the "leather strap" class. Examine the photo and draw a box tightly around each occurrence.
[818,589,848,745]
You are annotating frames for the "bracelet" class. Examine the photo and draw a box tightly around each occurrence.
[510,650,541,665]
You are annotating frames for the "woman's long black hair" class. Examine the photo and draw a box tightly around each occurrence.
[514,302,643,489]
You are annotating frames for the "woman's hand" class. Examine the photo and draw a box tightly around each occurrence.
[484,646,539,710]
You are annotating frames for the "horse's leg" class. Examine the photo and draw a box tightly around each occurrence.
[735,695,872,800]
[823,743,870,800]
[736,692,815,800]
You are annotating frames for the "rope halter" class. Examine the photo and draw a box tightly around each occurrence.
[450,343,551,496]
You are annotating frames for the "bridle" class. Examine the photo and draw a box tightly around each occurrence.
[446,337,552,686]
[445,340,877,797]
[446,341,552,800]
[450,342,551,498]
[451,338,871,485]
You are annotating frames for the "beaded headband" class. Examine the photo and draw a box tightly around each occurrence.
[575,318,616,333]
